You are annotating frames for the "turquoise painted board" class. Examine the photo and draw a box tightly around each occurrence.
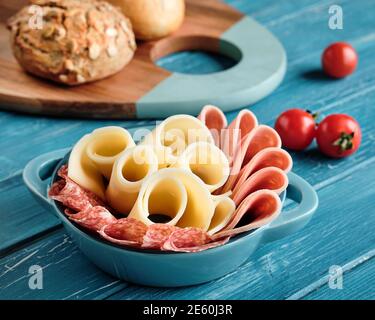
[137,17,286,118]
[1,0,375,299]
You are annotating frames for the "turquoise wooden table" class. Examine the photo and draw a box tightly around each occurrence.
[1,0,375,300]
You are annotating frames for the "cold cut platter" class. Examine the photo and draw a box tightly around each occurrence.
[24,105,318,286]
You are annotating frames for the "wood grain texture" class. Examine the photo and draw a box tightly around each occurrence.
[288,249,375,300]
[0,0,242,118]
[302,251,375,300]
[0,230,128,300]
[1,0,375,300]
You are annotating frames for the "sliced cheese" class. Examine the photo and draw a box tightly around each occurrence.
[141,115,215,167]
[86,126,135,179]
[129,172,188,226]
[171,142,230,192]
[68,134,106,199]
[130,168,215,231]
[106,145,158,214]
[207,195,236,235]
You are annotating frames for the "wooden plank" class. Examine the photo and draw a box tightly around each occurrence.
[286,249,375,300]
[0,229,127,300]
[0,174,60,255]
[301,252,375,300]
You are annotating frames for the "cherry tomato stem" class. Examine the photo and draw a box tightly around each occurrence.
[316,114,361,158]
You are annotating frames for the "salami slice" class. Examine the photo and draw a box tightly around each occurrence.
[66,206,117,231]
[98,218,148,247]
[57,165,69,179]
[49,179,93,212]
[212,190,281,240]
[198,105,227,148]
[162,228,207,252]
[231,167,288,206]
[142,224,176,249]
[182,236,230,252]
[163,227,230,253]
[49,168,106,212]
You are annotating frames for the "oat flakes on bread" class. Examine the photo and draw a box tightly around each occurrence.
[7,0,137,85]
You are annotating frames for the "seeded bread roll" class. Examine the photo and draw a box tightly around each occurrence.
[7,0,136,85]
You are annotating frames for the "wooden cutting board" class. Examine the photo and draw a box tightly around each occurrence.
[0,0,286,119]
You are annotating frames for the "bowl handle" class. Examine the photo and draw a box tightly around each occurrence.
[261,172,319,243]
[23,148,69,213]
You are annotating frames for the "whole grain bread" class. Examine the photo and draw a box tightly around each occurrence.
[7,0,137,85]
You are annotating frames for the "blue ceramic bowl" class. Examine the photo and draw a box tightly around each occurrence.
[23,148,318,287]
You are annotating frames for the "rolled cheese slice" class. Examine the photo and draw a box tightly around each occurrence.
[171,142,230,192]
[207,195,236,236]
[128,171,188,226]
[130,168,215,231]
[86,126,135,179]
[106,145,158,214]
[68,134,106,199]
[141,115,215,167]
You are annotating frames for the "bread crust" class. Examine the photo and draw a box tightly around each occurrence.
[108,0,185,41]
[7,0,137,85]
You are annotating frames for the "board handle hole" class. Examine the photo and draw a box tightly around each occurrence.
[151,36,242,74]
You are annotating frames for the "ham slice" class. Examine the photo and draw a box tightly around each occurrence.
[221,125,282,193]
[221,109,258,162]
[198,105,228,147]
[235,147,293,190]
[212,190,281,240]
[231,167,288,206]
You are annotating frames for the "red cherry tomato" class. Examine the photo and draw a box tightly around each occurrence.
[316,114,361,158]
[275,109,316,151]
[322,42,358,78]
